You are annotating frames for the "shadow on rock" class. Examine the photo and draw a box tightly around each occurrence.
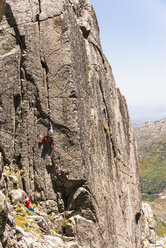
[38,139,53,159]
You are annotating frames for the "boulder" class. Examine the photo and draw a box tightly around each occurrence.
[0,191,8,236]
[28,215,50,235]
[9,189,26,205]
[7,175,20,191]
[39,200,59,215]
[9,175,19,186]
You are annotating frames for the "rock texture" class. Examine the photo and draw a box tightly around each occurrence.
[0,0,142,247]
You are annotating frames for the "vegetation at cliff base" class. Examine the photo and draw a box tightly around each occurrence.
[156,221,166,238]
[138,141,166,200]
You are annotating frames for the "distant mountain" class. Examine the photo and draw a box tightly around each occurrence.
[132,120,146,127]
[135,118,166,148]
[134,118,166,201]
[129,105,166,127]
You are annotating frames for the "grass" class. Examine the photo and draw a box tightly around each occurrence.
[16,207,25,214]
[26,208,34,216]
[25,227,31,232]
[15,215,29,228]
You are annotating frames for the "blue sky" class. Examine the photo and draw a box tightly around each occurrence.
[90,0,166,122]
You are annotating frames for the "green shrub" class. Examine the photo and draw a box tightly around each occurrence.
[142,194,158,202]
[16,207,25,214]
[26,209,34,216]
[156,221,166,238]
[17,203,24,207]
[139,141,166,198]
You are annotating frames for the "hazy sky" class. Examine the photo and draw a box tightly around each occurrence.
[90,0,166,122]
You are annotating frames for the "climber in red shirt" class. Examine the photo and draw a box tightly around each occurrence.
[41,124,54,147]
[25,198,35,212]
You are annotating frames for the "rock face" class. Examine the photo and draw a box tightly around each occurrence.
[0,0,142,247]
[0,0,6,23]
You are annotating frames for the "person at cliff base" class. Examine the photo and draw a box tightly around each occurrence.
[41,124,54,147]
[25,198,35,212]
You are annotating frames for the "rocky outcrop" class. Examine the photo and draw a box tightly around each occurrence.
[142,201,166,248]
[0,0,142,247]
[142,202,156,247]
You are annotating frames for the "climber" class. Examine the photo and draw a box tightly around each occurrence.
[25,198,35,212]
[41,123,54,147]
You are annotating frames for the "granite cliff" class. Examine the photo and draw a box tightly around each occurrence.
[0,0,142,247]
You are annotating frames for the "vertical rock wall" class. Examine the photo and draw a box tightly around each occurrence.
[0,0,142,247]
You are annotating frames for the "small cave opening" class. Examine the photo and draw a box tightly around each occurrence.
[20,35,27,50]
[135,212,141,224]
[13,94,21,112]
[15,154,22,170]
[69,90,77,98]
[0,94,2,106]
[80,26,90,39]
[41,60,49,74]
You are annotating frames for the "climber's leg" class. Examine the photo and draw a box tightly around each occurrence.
[28,207,35,212]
